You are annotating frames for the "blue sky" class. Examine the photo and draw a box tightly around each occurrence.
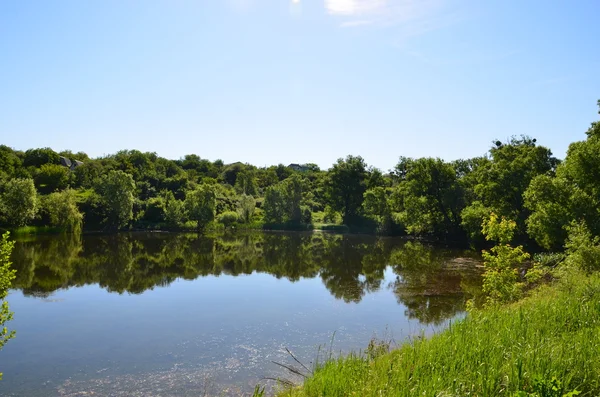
[1,0,598,171]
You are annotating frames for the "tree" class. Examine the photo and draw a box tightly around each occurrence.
[184,184,216,231]
[234,169,258,196]
[262,175,307,225]
[0,232,16,380]
[283,174,303,223]
[564,221,600,272]
[480,213,529,306]
[94,170,136,230]
[35,163,70,194]
[263,185,286,224]
[461,137,558,242]
[0,178,38,227]
[325,155,368,225]
[0,146,22,179]
[43,189,83,233]
[363,187,392,232]
[22,147,60,168]
[524,101,600,248]
[238,194,256,224]
[163,191,186,226]
[393,158,464,237]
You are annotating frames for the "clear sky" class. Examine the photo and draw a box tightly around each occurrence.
[1,0,598,171]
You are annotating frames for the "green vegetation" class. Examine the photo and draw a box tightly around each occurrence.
[271,207,600,396]
[0,232,16,380]
[2,101,598,242]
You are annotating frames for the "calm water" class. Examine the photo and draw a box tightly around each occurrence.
[1,232,481,396]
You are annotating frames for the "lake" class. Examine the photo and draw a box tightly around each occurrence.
[1,232,481,396]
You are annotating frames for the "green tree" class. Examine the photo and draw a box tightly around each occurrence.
[325,155,368,225]
[238,194,256,224]
[524,175,576,250]
[363,187,392,232]
[35,163,70,194]
[43,189,83,233]
[564,221,600,272]
[0,232,16,380]
[262,175,307,225]
[184,184,216,231]
[263,185,286,224]
[234,168,258,196]
[72,160,104,189]
[479,213,529,306]
[0,146,22,179]
[284,174,303,223]
[163,191,186,226]
[393,158,464,237]
[23,147,60,168]
[461,137,558,242]
[94,170,136,230]
[525,101,600,248]
[0,178,38,227]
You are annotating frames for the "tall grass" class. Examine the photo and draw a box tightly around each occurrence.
[276,270,600,397]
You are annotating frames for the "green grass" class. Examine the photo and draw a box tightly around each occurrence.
[276,270,600,397]
[7,225,63,235]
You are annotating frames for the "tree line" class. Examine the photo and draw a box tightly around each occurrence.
[1,99,599,248]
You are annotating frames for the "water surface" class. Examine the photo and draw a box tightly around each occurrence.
[1,232,480,396]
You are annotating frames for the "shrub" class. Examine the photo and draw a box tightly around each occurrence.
[218,211,239,228]
[564,221,600,272]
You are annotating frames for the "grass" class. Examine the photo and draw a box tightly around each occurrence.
[274,269,600,397]
[6,225,63,235]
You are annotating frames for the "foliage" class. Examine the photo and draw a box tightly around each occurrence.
[325,155,368,225]
[34,163,70,194]
[94,170,136,230]
[163,191,186,226]
[43,189,83,233]
[0,99,597,241]
[462,137,558,242]
[218,211,239,227]
[238,194,256,224]
[362,187,391,233]
[0,232,16,380]
[0,178,38,227]
[263,175,309,226]
[263,185,287,224]
[22,147,60,168]
[142,196,166,223]
[460,200,490,245]
[0,146,22,178]
[234,169,258,196]
[393,158,464,237]
[524,175,575,250]
[564,221,600,272]
[480,213,530,305]
[184,184,216,231]
[525,103,600,248]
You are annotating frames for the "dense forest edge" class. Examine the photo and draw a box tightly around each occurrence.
[2,100,600,395]
[1,101,598,250]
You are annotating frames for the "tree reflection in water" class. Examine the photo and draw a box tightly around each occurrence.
[10,232,481,324]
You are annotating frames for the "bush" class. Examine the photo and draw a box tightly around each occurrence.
[218,211,238,227]
[479,213,529,306]
[564,221,600,272]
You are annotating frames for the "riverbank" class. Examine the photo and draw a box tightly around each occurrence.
[273,269,600,396]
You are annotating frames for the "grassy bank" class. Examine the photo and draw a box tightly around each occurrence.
[275,270,600,397]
